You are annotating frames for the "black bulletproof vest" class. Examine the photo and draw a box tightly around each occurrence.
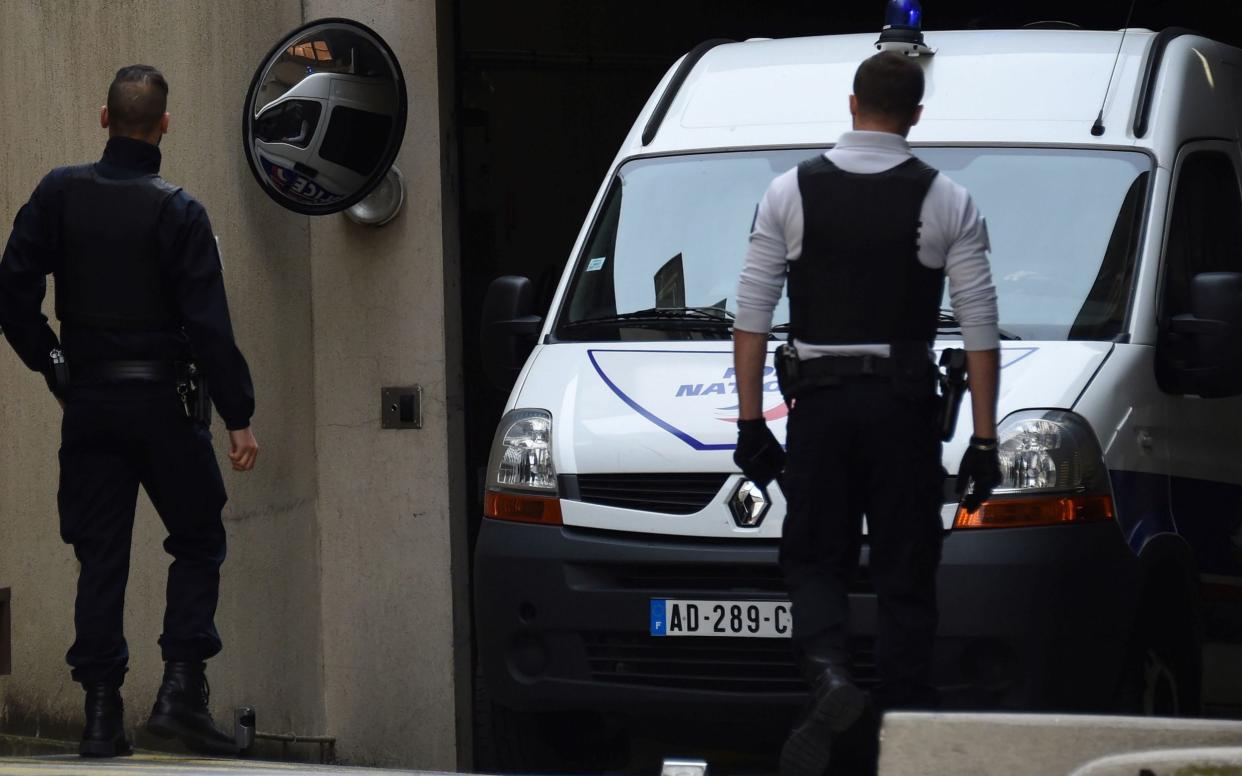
[789,155,942,346]
[54,166,181,330]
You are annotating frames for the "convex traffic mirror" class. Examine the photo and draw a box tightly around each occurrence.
[243,18,407,216]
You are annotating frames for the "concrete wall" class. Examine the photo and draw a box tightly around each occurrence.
[304,0,467,767]
[0,1,463,768]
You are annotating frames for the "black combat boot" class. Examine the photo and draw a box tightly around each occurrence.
[779,654,867,776]
[145,661,239,756]
[80,682,133,758]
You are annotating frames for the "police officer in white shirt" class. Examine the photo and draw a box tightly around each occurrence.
[731,51,1003,776]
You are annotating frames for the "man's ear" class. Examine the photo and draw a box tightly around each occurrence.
[911,104,924,127]
[100,106,109,130]
[848,94,859,118]
[159,112,170,135]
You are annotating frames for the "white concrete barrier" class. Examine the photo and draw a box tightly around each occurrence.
[1068,744,1242,774]
[1069,747,1242,775]
[878,713,1242,775]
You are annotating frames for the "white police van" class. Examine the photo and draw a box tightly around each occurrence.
[473,19,1242,770]
[251,72,397,206]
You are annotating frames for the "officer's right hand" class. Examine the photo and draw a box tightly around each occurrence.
[956,436,1002,512]
[228,427,259,472]
[733,419,786,490]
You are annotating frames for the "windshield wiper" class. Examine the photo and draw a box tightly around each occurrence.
[938,309,1022,341]
[562,306,735,329]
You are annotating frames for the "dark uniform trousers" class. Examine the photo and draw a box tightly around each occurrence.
[780,374,944,709]
[58,382,227,685]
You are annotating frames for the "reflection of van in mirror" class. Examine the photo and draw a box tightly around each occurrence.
[472,26,1242,772]
[253,72,396,205]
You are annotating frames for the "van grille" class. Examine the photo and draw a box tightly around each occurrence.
[573,473,729,514]
[582,633,877,693]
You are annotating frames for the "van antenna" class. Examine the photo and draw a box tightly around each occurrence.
[1091,0,1138,136]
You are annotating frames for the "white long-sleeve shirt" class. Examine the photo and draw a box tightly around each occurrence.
[735,131,1000,357]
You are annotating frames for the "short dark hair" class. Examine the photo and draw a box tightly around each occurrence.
[853,52,924,121]
[106,65,168,134]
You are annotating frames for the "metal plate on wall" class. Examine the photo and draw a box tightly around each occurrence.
[381,386,422,429]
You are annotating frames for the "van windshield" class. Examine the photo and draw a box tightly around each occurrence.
[556,147,1152,342]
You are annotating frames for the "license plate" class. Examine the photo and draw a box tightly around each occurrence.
[650,599,792,638]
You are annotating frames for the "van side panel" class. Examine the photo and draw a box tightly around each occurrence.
[1073,343,1171,551]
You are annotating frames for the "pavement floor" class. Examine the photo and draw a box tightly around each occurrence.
[0,747,776,776]
[0,737,460,776]
[0,731,782,776]
[0,733,796,776]
[0,752,460,776]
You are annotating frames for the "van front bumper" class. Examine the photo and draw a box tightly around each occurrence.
[473,517,1141,714]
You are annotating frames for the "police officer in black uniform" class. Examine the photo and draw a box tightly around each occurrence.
[732,52,1003,776]
[0,65,258,757]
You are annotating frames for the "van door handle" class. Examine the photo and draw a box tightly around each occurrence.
[1138,428,1154,451]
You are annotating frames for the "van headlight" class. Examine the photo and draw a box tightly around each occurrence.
[484,409,562,525]
[954,410,1115,529]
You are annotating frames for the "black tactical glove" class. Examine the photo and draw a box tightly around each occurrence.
[956,436,1003,513]
[734,419,786,490]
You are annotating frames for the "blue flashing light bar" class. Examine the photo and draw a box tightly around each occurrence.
[884,0,923,31]
[876,0,933,55]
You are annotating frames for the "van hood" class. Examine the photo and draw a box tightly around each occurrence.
[513,341,1112,536]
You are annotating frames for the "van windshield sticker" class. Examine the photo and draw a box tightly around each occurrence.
[586,257,607,272]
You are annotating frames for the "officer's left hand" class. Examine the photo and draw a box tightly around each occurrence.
[956,436,1002,512]
[734,419,786,490]
[228,427,260,472]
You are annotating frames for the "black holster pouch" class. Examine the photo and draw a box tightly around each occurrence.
[936,348,968,441]
[774,342,801,405]
[178,364,213,426]
[49,349,70,397]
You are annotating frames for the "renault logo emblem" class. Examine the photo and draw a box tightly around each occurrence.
[729,479,770,527]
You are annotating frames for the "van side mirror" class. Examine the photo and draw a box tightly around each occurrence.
[481,276,543,391]
[1166,272,1242,397]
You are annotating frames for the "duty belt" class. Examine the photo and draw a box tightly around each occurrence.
[774,346,914,404]
[799,354,899,379]
[72,360,182,385]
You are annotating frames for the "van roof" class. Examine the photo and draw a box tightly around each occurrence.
[627,29,1234,153]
